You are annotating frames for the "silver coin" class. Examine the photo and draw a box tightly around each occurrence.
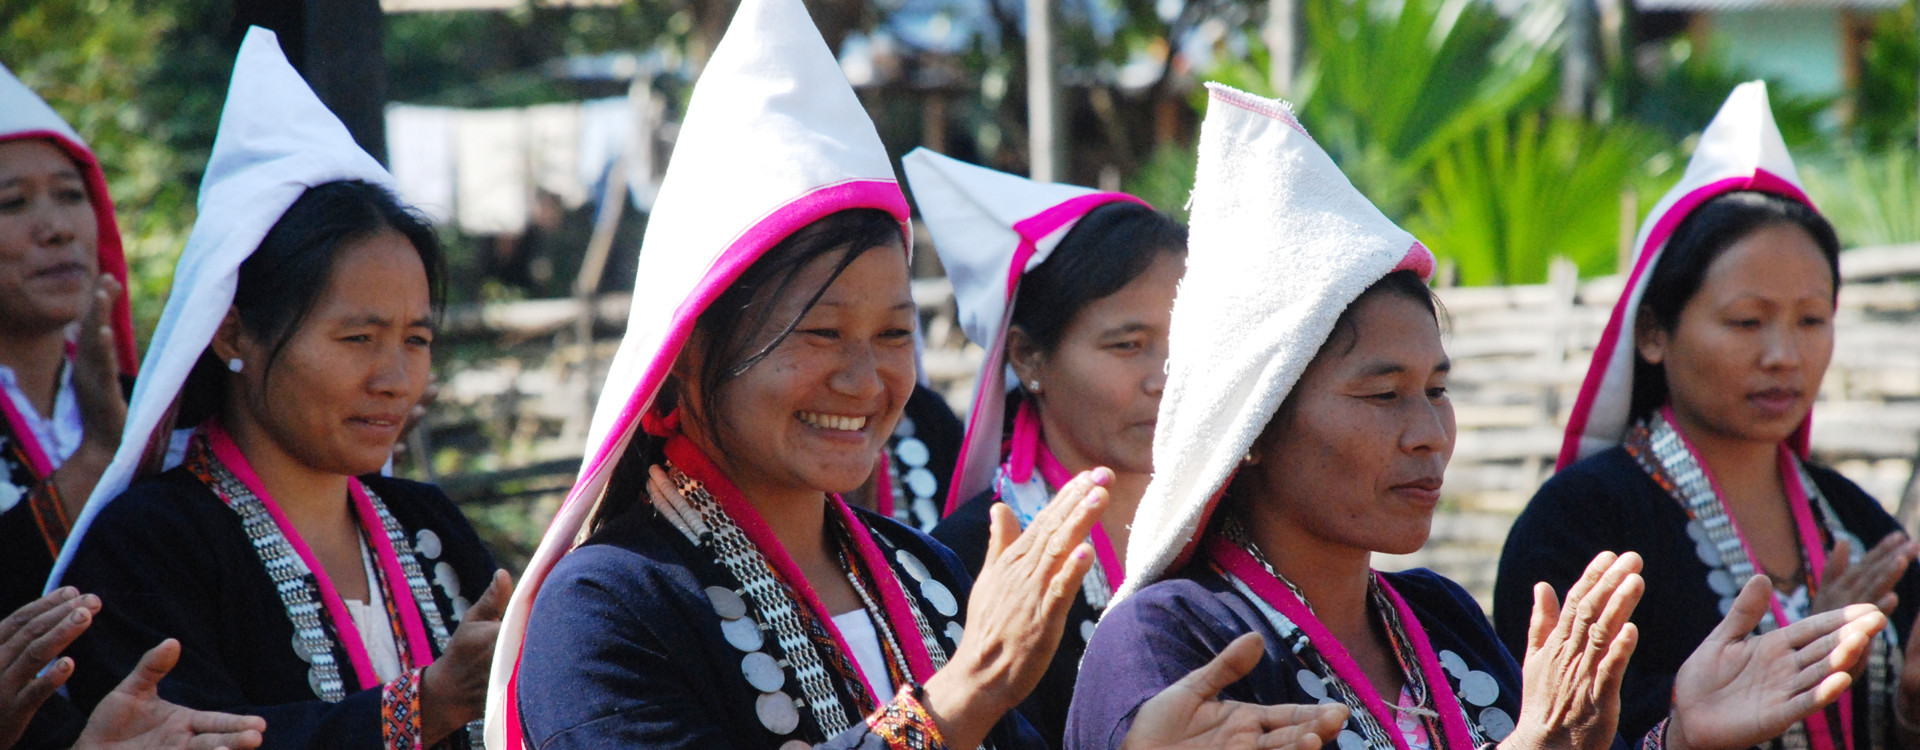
[1685,520,1708,544]
[894,416,917,438]
[1459,671,1500,707]
[1694,538,1721,567]
[921,578,959,616]
[945,621,965,647]
[434,562,460,593]
[1479,707,1516,740]
[292,632,314,663]
[414,529,443,559]
[895,550,931,582]
[1296,669,1329,701]
[905,468,938,500]
[1080,620,1097,644]
[1718,596,1736,616]
[307,668,325,698]
[1707,568,1736,596]
[1336,729,1368,750]
[1438,649,1469,678]
[780,742,812,750]
[452,596,471,620]
[742,652,786,692]
[756,691,801,735]
[722,616,765,652]
[707,586,748,620]
[895,438,930,468]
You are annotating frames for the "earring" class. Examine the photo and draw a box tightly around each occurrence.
[1026,380,1041,393]
[227,358,244,373]
[1241,450,1257,465]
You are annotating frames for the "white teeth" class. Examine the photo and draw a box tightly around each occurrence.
[798,412,867,431]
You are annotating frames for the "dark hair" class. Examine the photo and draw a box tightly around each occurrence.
[177,180,446,427]
[1627,190,1840,425]
[1009,202,1188,353]
[1323,269,1444,357]
[598,208,904,524]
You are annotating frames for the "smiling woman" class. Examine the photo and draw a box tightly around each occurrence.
[52,29,506,750]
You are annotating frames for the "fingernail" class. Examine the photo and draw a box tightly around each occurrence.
[1090,467,1113,486]
[70,609,89,624]
[1083,487,1107,508]
[56,587,77,600]
[1073,547,1091,561]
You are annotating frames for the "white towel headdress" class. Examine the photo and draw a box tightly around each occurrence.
[484,0,910,742]
[900,148,1147,511]
[1557,82,1812,470]
[0,62,138,376]
[1115,84,1434,605]
[47,27,398,589]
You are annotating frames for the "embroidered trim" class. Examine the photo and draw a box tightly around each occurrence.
[866,685,952,750]
[27,480,69,557]
[381,666,424,750]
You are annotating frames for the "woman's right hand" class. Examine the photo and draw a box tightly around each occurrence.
[0,587,100,750]
[420,570,512,745]
[1121,632,1351,750]
[52,273,129,519]
[922,467,1112,750]
[74,639,267,750]
[1666,574,1887,750]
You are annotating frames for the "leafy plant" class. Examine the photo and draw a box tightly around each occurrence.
[1800,147,1920,248]
[1407,114,1664,284]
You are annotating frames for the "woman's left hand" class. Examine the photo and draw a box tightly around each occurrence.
[1893,616,1920,747]
[1500,551,1645,750]
[75,639,267,750]
[1120,633,1350,750]
[1810,535,1916,617]
[51,274,129,519]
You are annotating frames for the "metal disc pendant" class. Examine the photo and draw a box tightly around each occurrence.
[414,529,443,559]
[905,468,938,499]
[945,621,965,647]
[1459,670,1500,707]
[1479,707,1516,740]
[1438,649,1468,679]
[780,742,812,750]
[1336,729,1367,750]
[742,651,786,692]
[1296,670,1329,701]
[756,691,801,735]
[920,578,959,616]
[722,616,765,652]
[1079,619,1097,644]
[292,632,315,663]
[895,550,930,582]
[896,437,929,467]
[707,586,748,620]
[306,668,326,698]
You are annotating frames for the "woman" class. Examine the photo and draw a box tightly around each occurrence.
[906,147,1185,747]
[491,2,1351,748]
[1067,82,1890,750]
[0,60,140,617]
[53,29,504,750]
[1496,82,1920,750]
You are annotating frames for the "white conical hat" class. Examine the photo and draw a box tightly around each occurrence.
[0,62,137,377]
[484,0,910,742]
[901,148,1147,511]
[1115,83,1435,605]
[1557,81,1812,470]
[48,27,397,589]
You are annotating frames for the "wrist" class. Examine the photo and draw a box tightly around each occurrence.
[922,664,1009,750]
[1495,720,1552,750]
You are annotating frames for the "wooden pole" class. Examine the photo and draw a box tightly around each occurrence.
[1027,0,1062,182]
[1267,0,1299,96]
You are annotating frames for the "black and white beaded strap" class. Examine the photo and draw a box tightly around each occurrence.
[360,487,454,651]
[204,460,349,702]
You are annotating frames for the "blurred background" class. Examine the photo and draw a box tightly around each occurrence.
[5,0,1917,603]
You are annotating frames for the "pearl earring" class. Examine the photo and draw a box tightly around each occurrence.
[227,358,244,373]
[1026,380,1041,393]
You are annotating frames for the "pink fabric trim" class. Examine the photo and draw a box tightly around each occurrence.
[945,191,1150,515]
[873,450,895,518]
[500,179,912,742]
[1211,538,1476,750]
[665,436,936,699]
[1657,407,1851,750]
[205,423,435,690]
[1,131,138,377]
[0,387,55,479]
[1396,243,1437,282]
[1557,170,1814,471]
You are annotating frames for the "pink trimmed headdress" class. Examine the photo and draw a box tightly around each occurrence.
[483,0,910,742]
[1557,81,1813,471]
[0,62,138,378]
[45,27,402,591]
[900,148,1147,513]
[1114,84,1435,606]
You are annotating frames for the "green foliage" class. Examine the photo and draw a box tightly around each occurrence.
[1613,37,1829,151]
[1408,114,1664,284]
[1123,141,1199,221]
[1853,0,1919,151]
[1800,147,1920,247]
